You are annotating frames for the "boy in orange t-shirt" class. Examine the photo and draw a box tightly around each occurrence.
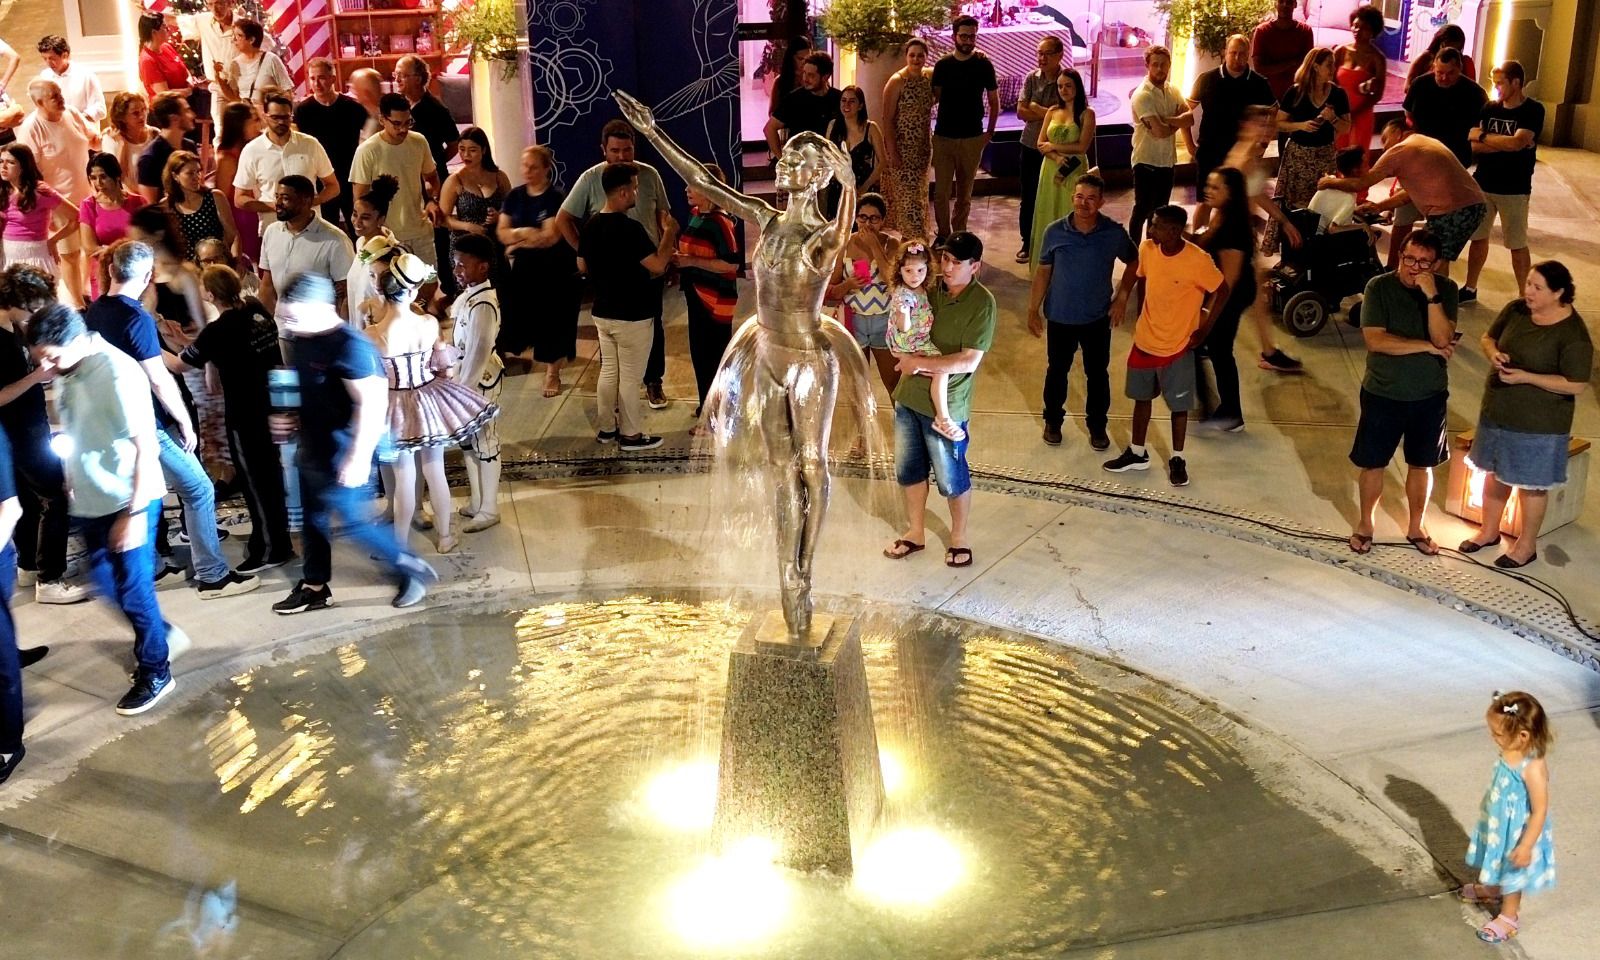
[1105,205,1226,486]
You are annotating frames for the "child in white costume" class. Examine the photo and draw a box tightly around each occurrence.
[448,235,504,532]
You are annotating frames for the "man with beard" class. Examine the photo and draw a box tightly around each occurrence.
[257,175,355,319]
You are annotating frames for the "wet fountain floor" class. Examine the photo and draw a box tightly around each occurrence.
[1,595,1471,958]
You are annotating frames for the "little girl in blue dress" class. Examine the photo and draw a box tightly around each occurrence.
[1461,690,1556,944]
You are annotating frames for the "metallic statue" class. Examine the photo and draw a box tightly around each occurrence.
[615,90,875,646]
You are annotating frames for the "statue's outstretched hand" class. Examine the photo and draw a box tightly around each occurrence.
[613,90,656,135]
[822,139,855,189]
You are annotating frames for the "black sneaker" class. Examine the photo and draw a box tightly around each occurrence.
[392,576,428,608]
[115,670,175,716]
[0,744,25,785]
[596,429,619,444]
[154,561,185,584]
[618,433,664,451]
[273,580,332,615]
[1042,423,1062,446]
[1258,349,1303,372]
[237,554,296,574]
[19,646,48,668]
[1459,286,1478,303]
[646,383,669,410]
[195,570,260,600]
[1014,247,1030,264]
[1089,430,1111,451]
[1102,447,1151,472]
[1168,455,1190,487]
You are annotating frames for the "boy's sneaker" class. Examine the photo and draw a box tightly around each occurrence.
[273,580,332,615]
[36,579,91,604]
[1102,447,1151,472]
[237,554,296,574]
[15,568,37,588]
[646,383,669,409]
[1168,455,1190,487]
[618,434,664,451]
[1258,349,1303,373]
[154,561,185,584]
[596,429,619,444]
[392,576,429,608]
[195,570,260,600]
[1460,286,1478,303]
[115,670,175,716]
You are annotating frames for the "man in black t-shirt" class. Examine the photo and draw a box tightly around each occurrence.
[577,162,677,452]
[930,16,999,239]
[269,273,437,615]
[135,91,195,204]
[765,52,842,157]
[1185,34,1275,220]
[1402,48,1486,168]
[295,57,369,235]
[1462,60,1544,301]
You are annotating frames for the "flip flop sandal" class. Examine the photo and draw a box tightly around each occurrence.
[1457,884,1501,904]
[883,539,925,560]
[1407,534,1440,556]
[1477,914,1519,943]
[945,547,973,568]
[1349,533,1373,555]
[1458,536,1502,554]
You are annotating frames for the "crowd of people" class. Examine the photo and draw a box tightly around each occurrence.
[0,12,1589,928]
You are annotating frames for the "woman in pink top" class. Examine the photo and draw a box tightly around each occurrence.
[77,153,147,298]
[215,103,261,265]
[0,144,79,279]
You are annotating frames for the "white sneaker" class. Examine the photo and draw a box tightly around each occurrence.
[16,568,37,588]
[36,579,91,604]
[462,512,501,533]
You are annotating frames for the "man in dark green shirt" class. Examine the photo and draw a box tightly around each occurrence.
[1349,229,1459,556]
[884,232,997,569]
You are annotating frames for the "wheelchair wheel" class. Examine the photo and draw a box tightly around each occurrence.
[1282,290,1328,337]
[1346,299,1363,328]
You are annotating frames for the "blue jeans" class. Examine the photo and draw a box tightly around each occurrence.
[299,464,408,587]
[894,404,972,497]
[157,428,230,583]
[0,542,21,752]
[79,506,170,678]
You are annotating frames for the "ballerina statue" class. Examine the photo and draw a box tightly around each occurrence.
[615,90,877,647]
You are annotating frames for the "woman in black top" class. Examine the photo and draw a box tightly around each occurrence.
[1266,47,1349,253]
[1193,166,1258,432]
[161,150,237,262]
[496,145,579,396]
[824,85,885,221]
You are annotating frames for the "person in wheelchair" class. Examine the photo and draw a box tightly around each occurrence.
[1272,149,1385,334]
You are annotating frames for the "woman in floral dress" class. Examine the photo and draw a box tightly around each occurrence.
[882,39,933,239]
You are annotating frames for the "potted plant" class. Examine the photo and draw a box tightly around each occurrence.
[1155,0,1275,59]
[822,0,949,120]
[446,0,527,168]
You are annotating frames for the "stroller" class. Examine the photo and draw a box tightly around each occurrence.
[1267,207,1385,336]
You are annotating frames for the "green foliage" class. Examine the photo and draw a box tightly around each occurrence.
[446,0,520,69]
[1155,0,1275,57]
[822,0,950,55]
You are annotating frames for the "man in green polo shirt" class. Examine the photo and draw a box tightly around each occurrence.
[883,232,997,569]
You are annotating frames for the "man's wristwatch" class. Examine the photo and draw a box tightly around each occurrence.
[1426,292,1444,304]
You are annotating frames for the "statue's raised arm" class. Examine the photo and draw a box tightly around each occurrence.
[615,90,778,227]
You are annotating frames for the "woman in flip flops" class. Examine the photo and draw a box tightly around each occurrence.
[1460,690,1556,944]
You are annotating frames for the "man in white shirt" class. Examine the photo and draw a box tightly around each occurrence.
[234,92,338,222]
[187,0,246,138]
[18,79,97,305]
[349,92,442,266]
[258,175,356,319]
[35,36,105,127]
[1126,45,1191,246]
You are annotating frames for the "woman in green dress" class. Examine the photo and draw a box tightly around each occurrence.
[1029,68,1094,272]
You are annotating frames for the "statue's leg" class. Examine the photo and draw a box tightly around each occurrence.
[758,365,809,642]
[791,350,839,589]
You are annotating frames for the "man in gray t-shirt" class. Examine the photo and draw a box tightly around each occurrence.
[556,119,676,405]
[1014,36,1063,263]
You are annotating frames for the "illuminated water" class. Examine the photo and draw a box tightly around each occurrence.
[3,596,1429,958]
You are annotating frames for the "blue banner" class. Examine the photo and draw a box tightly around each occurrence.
[528,0,742,227]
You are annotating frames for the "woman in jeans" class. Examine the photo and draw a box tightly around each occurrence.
[827,192,899,396]
[1460,261,1592,568]
[1192,166,1258,434]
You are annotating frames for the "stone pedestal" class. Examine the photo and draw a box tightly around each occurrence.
[712,612,884,874]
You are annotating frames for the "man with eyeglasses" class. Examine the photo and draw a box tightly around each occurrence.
[349,92,443,270]
[233,92,338,227]
[1347,228,1458,557]
[1320,118,1486,279]
[294,57,368,236]
[392,55,459,290]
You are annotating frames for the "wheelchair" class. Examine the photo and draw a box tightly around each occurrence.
[1267,207,1385,337]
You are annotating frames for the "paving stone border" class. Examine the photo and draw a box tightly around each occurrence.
[493,448,1600,675]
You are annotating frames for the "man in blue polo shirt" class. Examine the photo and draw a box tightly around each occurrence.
[1027,174,1134,450]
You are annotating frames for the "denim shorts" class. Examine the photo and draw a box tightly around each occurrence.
[1466,421,1571,489]
[852,311,890,350]
[895,404,971,497]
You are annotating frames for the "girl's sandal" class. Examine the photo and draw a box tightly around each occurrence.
[1477,914,1519,943]
[1457,883,1500,904]
[932,418,967,442]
